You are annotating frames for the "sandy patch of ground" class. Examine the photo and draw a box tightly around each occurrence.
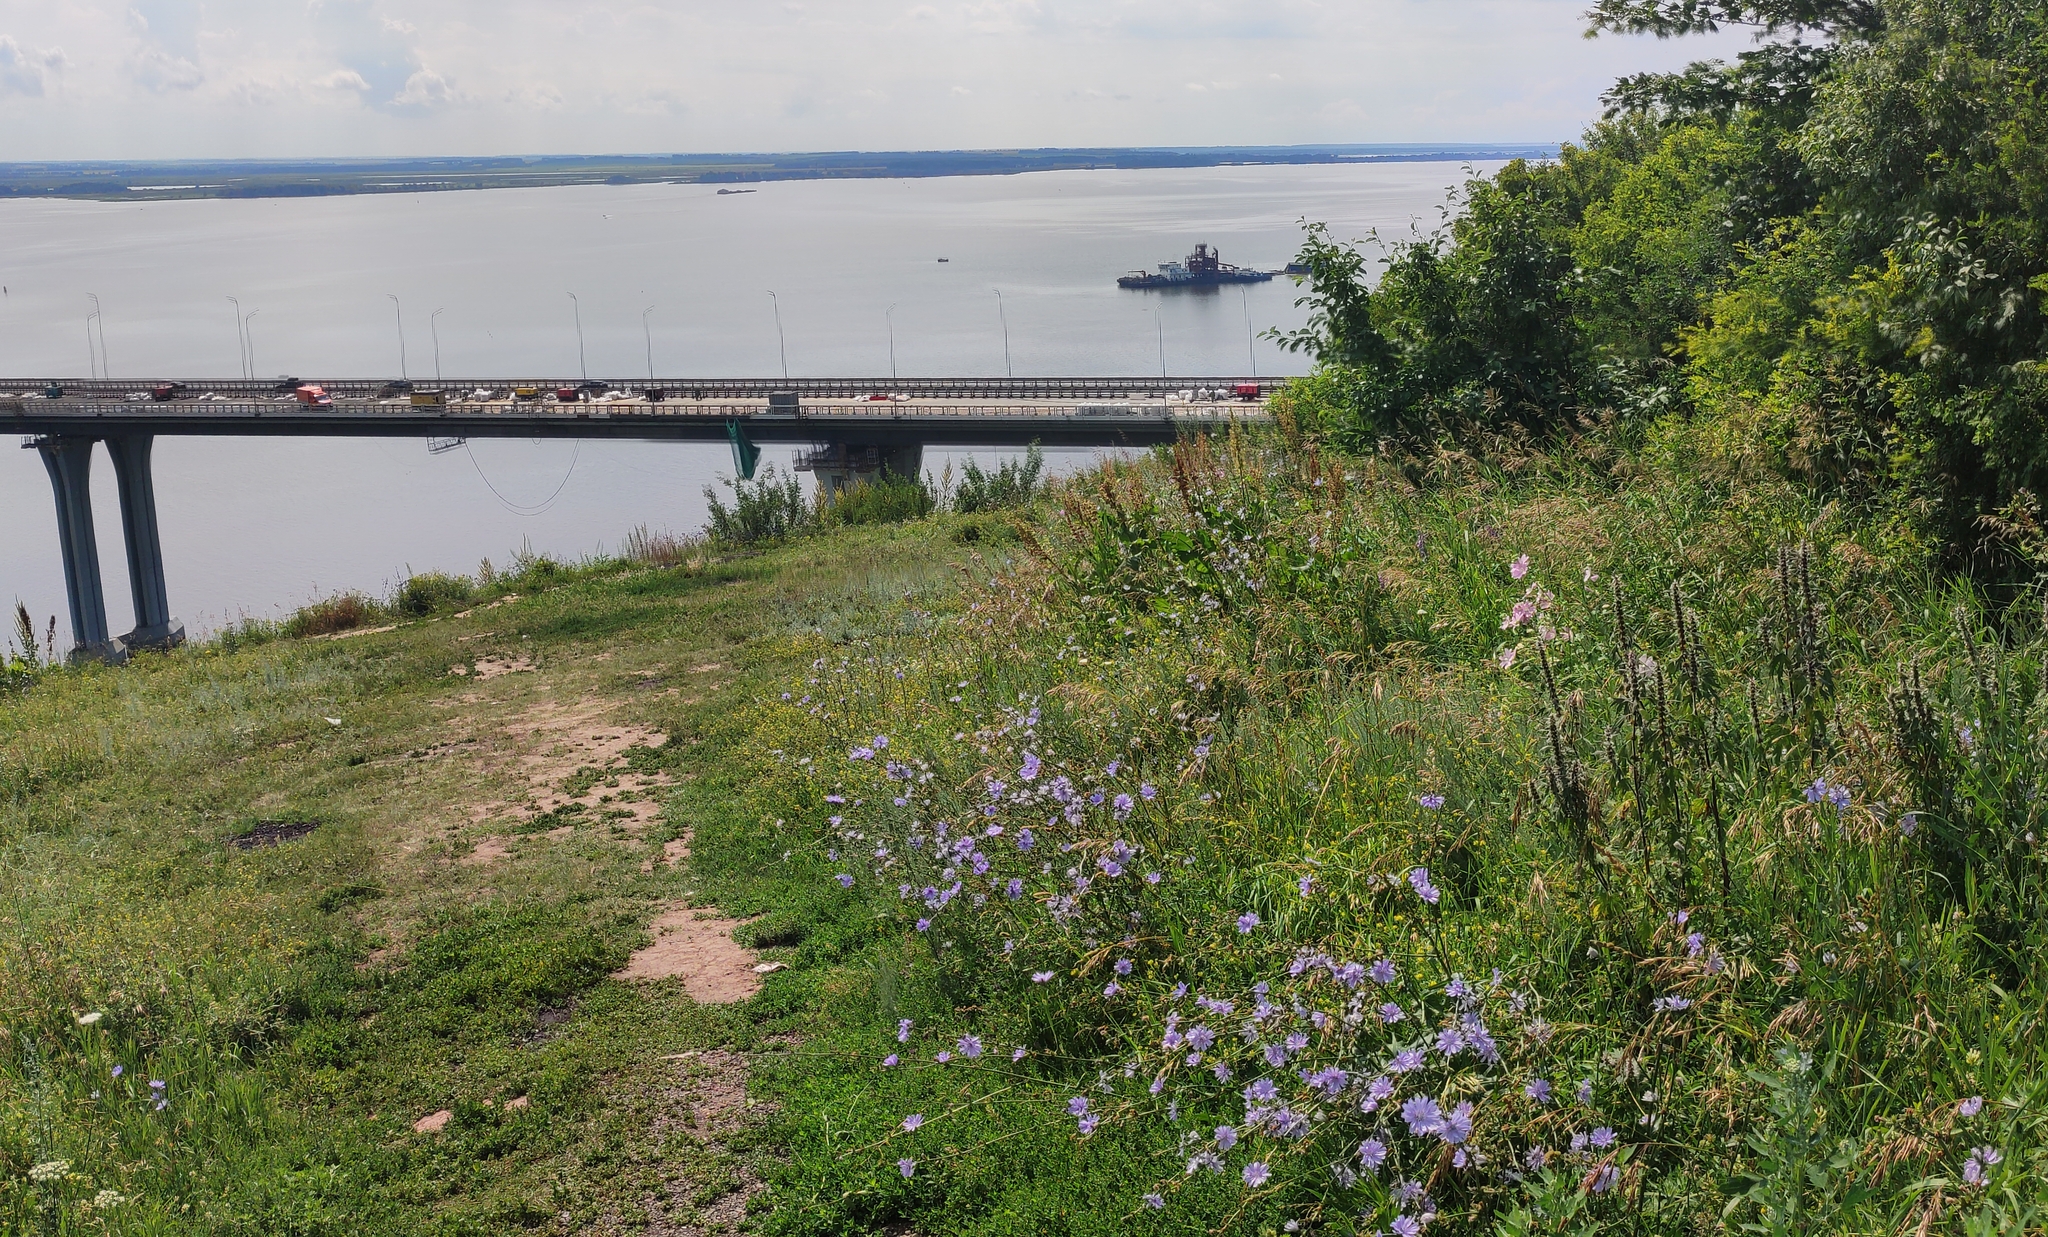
[460,836,512,867]
[451,594,520,619]
[611,1048,774,1236]
[320,624,398,641]
[413,1109,453,1134]
[613,903,761,1003]
[448,654,536,680]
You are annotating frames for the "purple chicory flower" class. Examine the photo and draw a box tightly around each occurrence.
[1215,1125,1239,1151]
[1020,752,1042,781]
[1407,868,1441,905]
[1526,1078,1553,1103]
[898,1018,913,1042]
[1032,971,1054,983]
[1359,1138,1388,1169]
[1236,912,1260,933]
[1401,1096,1445,1136]
[1589,1127,1616,1149]
[1959,1096,1984,1117]
[1143,1192,1165,1209]
[1077,1114,1099,1134]
[898,1158,916,1178]
[902,1113,924,1131]
[1511,554,1531,580]
[882,1054,899,1067]
[1370,958,1397,984]
[956,1035,983,1059]
[1418,794,1445,810]
[1067,1096,1089,1116]
[836,874,855,888]
[1242,1161,1270,1188]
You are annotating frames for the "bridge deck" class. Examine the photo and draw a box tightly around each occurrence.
[5,379,1271,447]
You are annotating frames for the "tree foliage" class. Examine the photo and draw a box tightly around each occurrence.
[1287,0,2048,568]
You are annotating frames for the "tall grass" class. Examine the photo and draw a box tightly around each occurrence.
[737,424,2048,1234]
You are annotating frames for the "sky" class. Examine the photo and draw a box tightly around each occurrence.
[0,1,1755,160]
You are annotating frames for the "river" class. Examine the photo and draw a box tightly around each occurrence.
[0,161,1496,648]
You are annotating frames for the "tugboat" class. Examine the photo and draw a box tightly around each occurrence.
[1118,243,1276,289]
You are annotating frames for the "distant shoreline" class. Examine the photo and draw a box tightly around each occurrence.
[0,144,1557,203]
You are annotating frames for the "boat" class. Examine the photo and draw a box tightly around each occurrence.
[1118,243,1275,289]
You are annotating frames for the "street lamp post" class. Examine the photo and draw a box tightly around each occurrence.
[387,295,408,381]
[566,293,587,382]
[1242,287,1257,379]
[88,293,107,378]
[767,291,789,382]
[431,308,445,385]
[244,310,259,379]
[886,303,898,382]
[227,296,246,378]
[993,289,1012,379]
[642,305,656,383]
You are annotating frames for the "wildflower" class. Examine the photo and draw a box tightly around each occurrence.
[1407,868,1441,905]
[1297,874,1314,897]
[1511,554,1531,580]
[1020,752,1042,781]
[1363,1076,1395,1111]
[1417,794,1445,810]
[898,1158,917,1178]
[836,874,855,888]
[902,1113,924,1131]
[1498,645,1519,671]
[898,1018,914,1042]
[1401,1096,1445,1136]
[1370,958,1397,984]
[1078,1114,1099,1134]
[1245,1078,1279,1103]
[1005,878,1024,899]
[1140,783,1158,800]
[1236,912,1260,933]
[1215,1125,1239,1150]
[1115,957,1133,976]
[1186,1025,1216,1051]
[1435,1027,1466,1058]
[1145,871,1163,885]
[1113,793,1135,819]
[28,1160,70,1184]
[1359,1138,1388,1169]
[915,918,932,932]
[1899,812,1919,837]
[1440,1102,1474,1145]
[1012,1047,1027,1061]
[1959,1096,1984,1117]
[1652,995,1692,1013]
[1445,975,1470,999]
[1186,1151,1223,1175]
[1104,982,1122,997]
[1526,1145,1549,1170]
[957,1035,983,1059]
[1389,1049,1425,1073]
[1589,1127,1616,1149]
[883,1054,899,1066]
[1242,1161,1271,1188]
[76,1011,102,1026]
[1685,932,1705,957]
[1391,1216,1422,1237]
[1032,971,1055,983]
[1068,1097,1090,1116]
[1590,1165,1620,1193]
[1962,1156,1985,1186]
[1576,1079,1593,1105]
[91,1189,124,1210]
[1143,1193,1165,1209]
[110,1065,122,1079]
[935,1051,951,1063]
[1503,600,1537,630]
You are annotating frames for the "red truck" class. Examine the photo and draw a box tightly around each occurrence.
[295,384,333,407]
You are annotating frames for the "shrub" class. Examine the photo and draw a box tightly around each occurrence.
[621,524,701,567]
[282,592,383,638]
[705,465,816,545]
[826,472,934,526]
[951,446,1046,514]
[394,571,474,617]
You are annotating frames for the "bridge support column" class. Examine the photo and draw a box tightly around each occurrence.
[35,436,127,665]
[799,443,924,500]
[106,434,184,652]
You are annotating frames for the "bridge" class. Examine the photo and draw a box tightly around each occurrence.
[5,376,1275,663]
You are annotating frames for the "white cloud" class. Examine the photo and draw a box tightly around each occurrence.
[391,67,457,109]
[0,34,67,97]
[0,0,1762,157]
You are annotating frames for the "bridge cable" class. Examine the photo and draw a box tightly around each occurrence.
[461,438,582,517]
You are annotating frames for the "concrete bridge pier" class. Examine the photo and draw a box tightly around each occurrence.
[106,435,185,652]
[35,436,126,664]
[799,443,925,500]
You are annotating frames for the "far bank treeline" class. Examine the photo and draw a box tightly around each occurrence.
[1278,0,2048,573]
